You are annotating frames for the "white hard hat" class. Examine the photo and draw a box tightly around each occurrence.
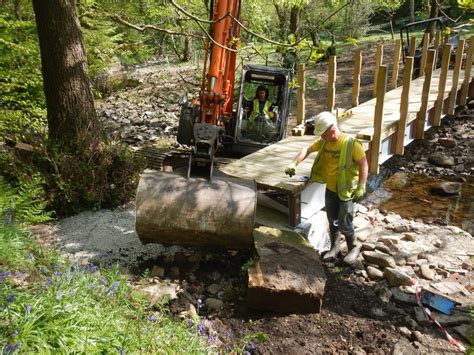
[311,111,337,136]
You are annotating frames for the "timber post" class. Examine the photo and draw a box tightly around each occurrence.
[409,36,417,56]
[415,49,436,139]
[369,65,387,174]
[296,63,305,125]
[420,33,430,76]
[352,48,362,107]
[373,43,383,97]
[460,36,473,106]
[327,55,336,113]
[433,43,452,126]
[395,56,414,155]
[447,39,465,115]
[391,39,401,89]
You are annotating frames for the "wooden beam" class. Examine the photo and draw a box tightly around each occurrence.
[395,56,414,155]
[447,39,465,115]
[433,43,452,126]
[409,36,417,56]
[420,33,430,76]
[373,44,384,97]
[296,63,306,125]
[352,48,362,107]
[369,65,387,174]
[433,31,441,57]
[327,55,336,112]
[391,39,401,89]
[443,33,449,45]
[460,36,474,106]
[415,49,436,140]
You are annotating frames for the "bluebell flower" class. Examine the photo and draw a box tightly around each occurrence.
[5,343,20,354]
[148,314,157,321]
[39,268,47,274]
[208,335,216,343]
[90,265,98,272]
[53,263,60,270]
[197,321,206,335]
[56,272,63,277]
[27,253,34,260]
[25,305,31,314]
[6,295,16,303]
[100,278,108,285]
[0,271,10,282]
[72,264,80,271]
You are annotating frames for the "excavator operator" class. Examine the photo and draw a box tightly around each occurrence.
[245,85,278,142]
[248,85,275,121]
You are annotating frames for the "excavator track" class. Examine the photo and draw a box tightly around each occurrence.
[135,145,237,171]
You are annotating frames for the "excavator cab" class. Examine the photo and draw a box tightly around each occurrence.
[230,64,291,156]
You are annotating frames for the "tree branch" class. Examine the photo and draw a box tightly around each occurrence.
[110,14,203,39]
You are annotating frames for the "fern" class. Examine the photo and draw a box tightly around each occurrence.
[0,175,53,224]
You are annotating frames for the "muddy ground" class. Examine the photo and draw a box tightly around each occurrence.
[33,40,473,354]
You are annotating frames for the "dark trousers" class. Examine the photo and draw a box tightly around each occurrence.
[325,189,354,238]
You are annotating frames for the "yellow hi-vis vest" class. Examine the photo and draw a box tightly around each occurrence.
[310,134,359,201]
[249,99,272,121]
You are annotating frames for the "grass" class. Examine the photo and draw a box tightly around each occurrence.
[0,223,210,353]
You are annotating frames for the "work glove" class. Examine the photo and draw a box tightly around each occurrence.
[353,183,366,202]
[285,162,297,177]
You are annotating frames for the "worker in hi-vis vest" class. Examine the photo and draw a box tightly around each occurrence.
[248,85,275,121]
[285,112,368,265]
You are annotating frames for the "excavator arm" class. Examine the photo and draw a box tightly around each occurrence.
[188,0,241,179]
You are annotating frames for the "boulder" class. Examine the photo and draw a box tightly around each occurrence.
[428,152,455,168]
[429,181,462,196]
[362,251,397,268]
[247,227,326,313]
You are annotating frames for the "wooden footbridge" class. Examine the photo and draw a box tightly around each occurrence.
[221,36,474,228]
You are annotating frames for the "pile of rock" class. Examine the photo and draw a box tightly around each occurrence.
[329,204,474,345]
[95,62,200,148]
[386,108,473,179]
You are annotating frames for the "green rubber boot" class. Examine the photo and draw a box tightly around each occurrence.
[343,234,360,265]
[322,232,341,262]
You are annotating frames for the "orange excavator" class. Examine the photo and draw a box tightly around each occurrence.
[135,0,292,249]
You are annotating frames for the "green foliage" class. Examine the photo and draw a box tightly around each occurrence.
[0,130,145,217]
[0,224,209,353]
[458,0,474,11]
[0,12,47,136]
[0,175,53,225]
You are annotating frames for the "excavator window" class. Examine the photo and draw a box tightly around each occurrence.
[238,81,282,144]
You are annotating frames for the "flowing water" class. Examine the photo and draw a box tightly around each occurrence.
[370,173,473,235]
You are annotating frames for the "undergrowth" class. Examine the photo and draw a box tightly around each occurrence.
[0,129,145,217]
[0,223,210,353]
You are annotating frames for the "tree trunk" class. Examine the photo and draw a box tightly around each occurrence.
[409,0,415,23]
[32,0,99,149]
[389,17,394,40]
[289,5,301,40]
[426,0,439,39]
[273,2,288,41]
[183,36,191,62]
[14,0,21,20]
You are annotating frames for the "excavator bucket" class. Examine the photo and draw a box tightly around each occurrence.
[135,170,257,250]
